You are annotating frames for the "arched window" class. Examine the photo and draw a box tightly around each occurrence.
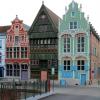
[76,33,85,52]
[62,34,71,53]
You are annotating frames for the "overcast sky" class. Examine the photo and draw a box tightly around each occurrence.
[0,0,99,34]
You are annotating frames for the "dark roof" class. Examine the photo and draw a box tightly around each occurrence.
[29,4,60,33]
[0,25,10,33]
[90,24,100,40]
[23,24,30,31]
[44,5,60,30]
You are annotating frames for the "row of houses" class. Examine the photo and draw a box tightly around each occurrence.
[0,1,100,85]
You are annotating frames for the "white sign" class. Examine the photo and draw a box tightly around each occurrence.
[51,68,55,75]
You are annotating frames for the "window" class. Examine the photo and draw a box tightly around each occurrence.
[6,63,20,76]
[6,47,12,58]
[63,35,71,53]
[77,60,85,70]
[72,12,75,17]
[64,60,70,70]
[48,39,50,44]
[21,47,27,58]
[15,36,19,45]
[0,53,1,63]
[10,36,12,42]
[39,25,47,32]
[94,48,96,56]
[31,60,39,65]
[14,63,20,76]
[21,64,28,70]
[40,40,42,44]
[77,36,85,52]
[6,64,13,76]
[41,15,46,19]
[22,36,24,41]
[0,40,2,48]
[14,47,19,58]
[70,21,77,29]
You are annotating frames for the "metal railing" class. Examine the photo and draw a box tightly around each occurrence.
[0,80,49,100]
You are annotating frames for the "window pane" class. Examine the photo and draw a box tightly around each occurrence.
[67,66,70,70]
[77,60,80,65]
[15,36,19,45]
[64,60,66,65]
[77,66,80,70]
[0,40,2,48]
[64,66,66,70]
[81,66,84,70]
[81,60,84,65]
[72,12,75,16]
[67,61,70,65]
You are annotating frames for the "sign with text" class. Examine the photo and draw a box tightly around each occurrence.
[41,71,47,81]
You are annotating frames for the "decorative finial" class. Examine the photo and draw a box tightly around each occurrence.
[16,15,18,19]
[80,4,82,10]
[42,1,44,5]
[65,6,67,13]
[72,0,74,3]
[72,0,75,8]
[87,15,89,21]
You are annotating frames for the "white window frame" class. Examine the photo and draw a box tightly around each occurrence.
[69,21,78,29]
[77,36,85,52]
[77,60,85,70]
[64,60,71,70]
[63,36,71,53]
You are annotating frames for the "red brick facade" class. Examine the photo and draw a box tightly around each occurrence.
[90,31,100,80]
[5,16,30,80]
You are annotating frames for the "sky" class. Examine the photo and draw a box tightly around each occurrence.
[0,0,100,34]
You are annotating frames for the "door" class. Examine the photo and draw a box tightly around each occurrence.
[21,70,28,80]
[81,74,86,85]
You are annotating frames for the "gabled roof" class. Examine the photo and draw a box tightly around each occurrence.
[29,4,60,33]
[0,25,10,33]
[90,24,100,40]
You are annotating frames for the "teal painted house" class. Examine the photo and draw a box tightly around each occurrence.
[58,1,90,85]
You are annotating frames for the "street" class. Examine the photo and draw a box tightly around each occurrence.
[40,94,100,100]
[39,86,100,100]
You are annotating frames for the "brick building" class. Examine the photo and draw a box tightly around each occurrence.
[5,16,30,80]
